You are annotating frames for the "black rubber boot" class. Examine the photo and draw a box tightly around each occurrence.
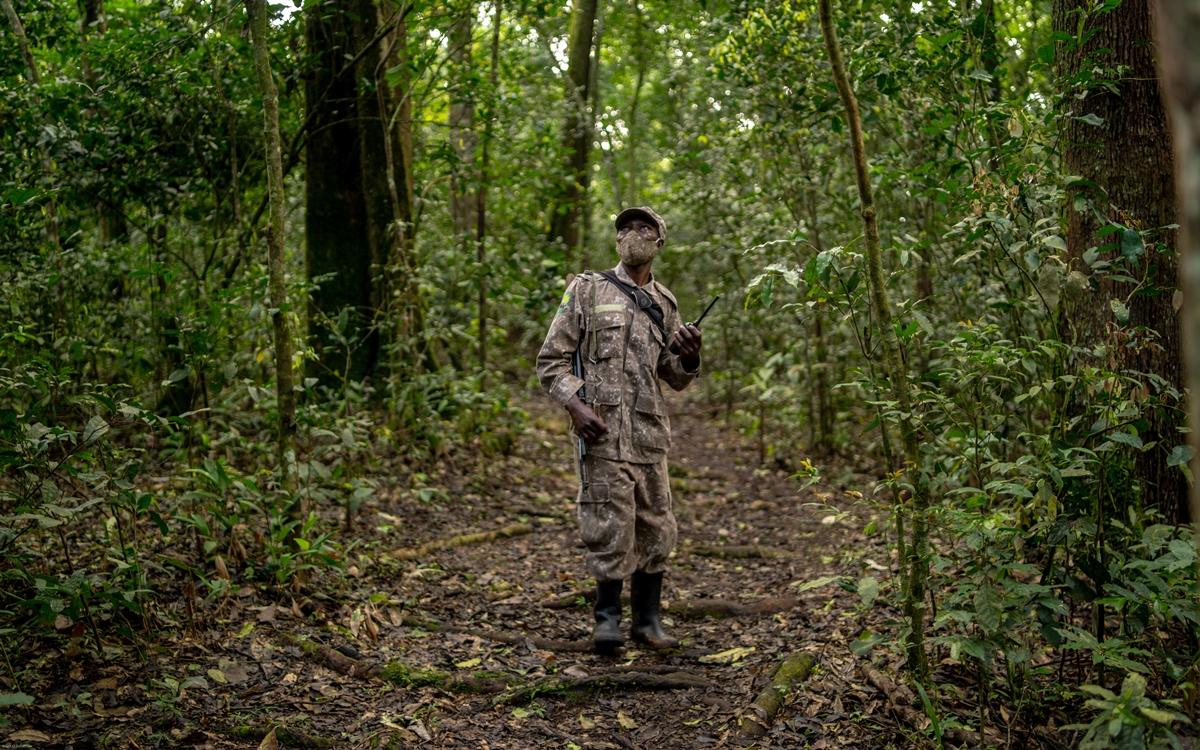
[593,579,624,655]
[630,570,679,650]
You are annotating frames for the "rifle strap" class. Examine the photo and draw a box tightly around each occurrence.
[599,270,665,337]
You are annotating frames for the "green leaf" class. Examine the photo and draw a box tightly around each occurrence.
[82,415,109,445]
[1167,444,1193,467]
[1041,235,1067,252]
[1106,431,1143,450]
[856,575,880,605]
[974,585,1002,632]
[1109,299,1130,324]
[1078,113,1104,126]
[0,692,35,706]
[1120,228,1145,261]
[850,630,884,656]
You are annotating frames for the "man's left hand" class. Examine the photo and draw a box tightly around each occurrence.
[675,323,701,368]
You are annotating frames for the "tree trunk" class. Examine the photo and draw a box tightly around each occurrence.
[77,0,127,245]
[819,0,930,680]
[548,0,598,262]
[246,0,298,503]
[305,0,377,388]
[1,0,62,253]
[1153,0,1200,524]
[448,0,477,239]
[476,0,501,375]
[1056,0,1186,521]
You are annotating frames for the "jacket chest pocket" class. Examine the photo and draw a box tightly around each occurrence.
[631,391,670,450]
[588,310,626,361]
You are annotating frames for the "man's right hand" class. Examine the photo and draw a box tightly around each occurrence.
[565,395,609,441]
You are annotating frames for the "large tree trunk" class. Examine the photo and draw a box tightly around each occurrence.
[548,0,598,263]
[1153,0,1200,523]
[305,0,381,388]
[1056,0,1186,521]
[246,0,299,504]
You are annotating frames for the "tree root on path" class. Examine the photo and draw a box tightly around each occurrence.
[691,545,798,559]
[400,614,593,652]
[280,633,382,678]
[736,652,815,738]
[390,522,533,561]
[490,670,711,707]
[859,662,982,747]
[539,589,802,619]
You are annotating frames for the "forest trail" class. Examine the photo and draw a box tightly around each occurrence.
[36,398,903,750]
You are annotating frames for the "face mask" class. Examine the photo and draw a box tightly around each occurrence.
[617,233,660,267]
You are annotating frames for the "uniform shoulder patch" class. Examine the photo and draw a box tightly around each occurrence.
[557,289,572,315]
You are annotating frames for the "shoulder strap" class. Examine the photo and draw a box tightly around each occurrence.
[599,270,665,336]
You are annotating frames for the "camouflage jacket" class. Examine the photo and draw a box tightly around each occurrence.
[536,265,700,464]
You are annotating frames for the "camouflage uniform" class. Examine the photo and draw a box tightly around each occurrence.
[537,264,700,581]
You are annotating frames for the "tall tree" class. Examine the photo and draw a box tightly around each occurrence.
[245,0,298,502]
[548,0,598,262]
[1055,0,1186,521]
[819,0,931,680]
[1153,0,1200,523]
[305,0,401,389]
[476,0,501,374]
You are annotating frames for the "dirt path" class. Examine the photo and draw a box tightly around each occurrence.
[25,397,905,750]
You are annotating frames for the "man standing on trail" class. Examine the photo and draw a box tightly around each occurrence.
[537,206,702,654]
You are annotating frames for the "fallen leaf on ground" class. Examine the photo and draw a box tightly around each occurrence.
[258,728,278,750]
[699,647,756,664]
[8,730,51,742]
[579,714,595,729]
[791,576,839,592]
[617,711,637,729]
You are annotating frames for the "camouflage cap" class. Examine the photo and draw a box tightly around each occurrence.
[615,206,667,241]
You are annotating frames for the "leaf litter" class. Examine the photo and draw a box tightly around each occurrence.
[8,394,1040,748]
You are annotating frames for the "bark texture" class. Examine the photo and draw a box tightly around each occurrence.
[246,0,298,500]
[818,0,930,680]
[1055,0,1186,521]
[1153,0,1200,523]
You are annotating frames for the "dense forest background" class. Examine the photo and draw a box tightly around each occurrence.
[5,0,1200,745]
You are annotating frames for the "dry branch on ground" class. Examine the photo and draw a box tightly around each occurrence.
[390,522,534,560]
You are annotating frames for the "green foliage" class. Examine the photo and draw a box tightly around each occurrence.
[1065,674,1188,750]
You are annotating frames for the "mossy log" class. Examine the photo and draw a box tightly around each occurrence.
[281,633,381,678]
[736,652,815,738]
[391,522,533,560]
[224,725,333,749]
[379,662,512,693]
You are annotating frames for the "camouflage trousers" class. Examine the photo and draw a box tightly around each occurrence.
[576,455,677,582]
